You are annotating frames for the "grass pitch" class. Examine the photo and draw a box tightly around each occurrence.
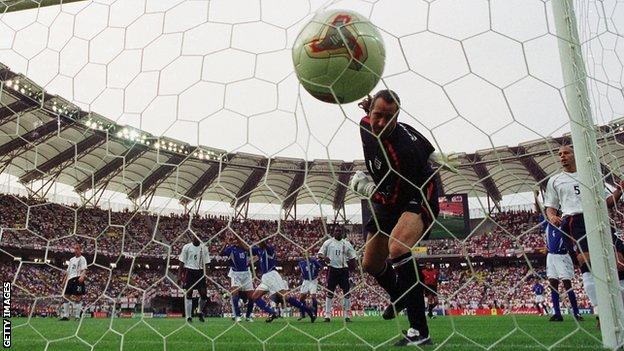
[9,315,605,351]
[11,316,601,351]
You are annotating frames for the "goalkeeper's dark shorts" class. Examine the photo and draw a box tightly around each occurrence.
[364,178,439,239]
[561,213,624,254]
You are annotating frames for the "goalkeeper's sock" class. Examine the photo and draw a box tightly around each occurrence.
[287,297,312,317]
[254,298,277,316]
[325,297,333,318]
[63,302,70,318]
[567,290,580,316]
[551,290,561,316]
[184,297,193,319]
[312,298,318,315]
[372,261,399,302]
[73,302,82,319]
[232,296,241,317]
[582,272,598,310]
[393,252,428,338]
[245,298,254,318]
[298,298,306,318]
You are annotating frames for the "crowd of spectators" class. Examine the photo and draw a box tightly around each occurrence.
[423,210,546,257]
[0,194,596,317]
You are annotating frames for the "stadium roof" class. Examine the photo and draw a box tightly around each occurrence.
[1,63,624,213]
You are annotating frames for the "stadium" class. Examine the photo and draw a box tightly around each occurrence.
[1,0,624,350]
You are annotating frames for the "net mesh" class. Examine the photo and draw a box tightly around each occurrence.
[0,0,623,349]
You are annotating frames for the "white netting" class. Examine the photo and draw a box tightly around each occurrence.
[0,0,623,349]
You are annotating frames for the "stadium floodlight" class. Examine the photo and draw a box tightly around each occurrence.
[3,74,44,103]
[44,96,80,119]
[553,0,624,348]
[84,113,114,132]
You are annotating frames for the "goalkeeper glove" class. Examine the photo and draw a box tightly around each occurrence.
[349,171,375,197]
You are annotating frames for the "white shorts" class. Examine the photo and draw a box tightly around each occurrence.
[228,269,254,291]
[300,279,318,295]
[546,253,575,280]
[257,270,288,295]
[534,295,545,303]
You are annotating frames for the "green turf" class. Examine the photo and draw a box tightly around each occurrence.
[8,315,606,350]
[430,216,468,239]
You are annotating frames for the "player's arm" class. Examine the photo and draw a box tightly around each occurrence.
[317,240,330,265]
[533,189,542,213]
[78,257,87,283]
[543,177,562,226]
[346,242,358,271]
[177,245,187,283]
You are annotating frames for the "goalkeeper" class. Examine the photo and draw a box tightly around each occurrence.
[350,89,440,346]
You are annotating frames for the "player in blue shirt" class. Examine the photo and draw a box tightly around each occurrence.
[535,190,582,321]
[531,278,549,316]
[295,255,323,320]
[221,236,255,322]
[250,239,316,323]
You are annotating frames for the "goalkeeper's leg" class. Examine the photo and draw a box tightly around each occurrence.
[389,212,430,344]
[362,232,398,310]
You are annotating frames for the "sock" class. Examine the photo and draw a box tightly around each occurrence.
[199,298,207,316]
[551,290,561,316]
[287,297,312,317]
[325,297,333,318]
[312,298,318,316]
[74,302,82,319]
[245,298,254,318]
[185,297,193,319]
[63,302,70,318]
[342,298,350,318]
[232,296,241,317]
[567,290,580,315]
[372,261,399,301]
[299,298,306,318]
[428,303,434,316]
[393,253,429,338]
[255,298,277,315]
[582,272,598,311]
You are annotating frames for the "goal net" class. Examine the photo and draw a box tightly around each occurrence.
[0,0,623,349]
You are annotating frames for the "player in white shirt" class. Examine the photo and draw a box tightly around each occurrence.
[178,236,211,323]
[543,145,624,323]
[317,229,357,322]
[60,244,87,321]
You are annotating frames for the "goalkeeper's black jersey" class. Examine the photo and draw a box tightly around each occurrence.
[359,116,435,206]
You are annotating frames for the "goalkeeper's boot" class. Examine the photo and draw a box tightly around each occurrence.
[198,314,205,323]
[574,314,584,322]
[186,317,192,323]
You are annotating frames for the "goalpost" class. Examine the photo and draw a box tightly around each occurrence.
[553,0,624,347]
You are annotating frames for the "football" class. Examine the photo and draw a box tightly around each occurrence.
[292,9,386,104]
